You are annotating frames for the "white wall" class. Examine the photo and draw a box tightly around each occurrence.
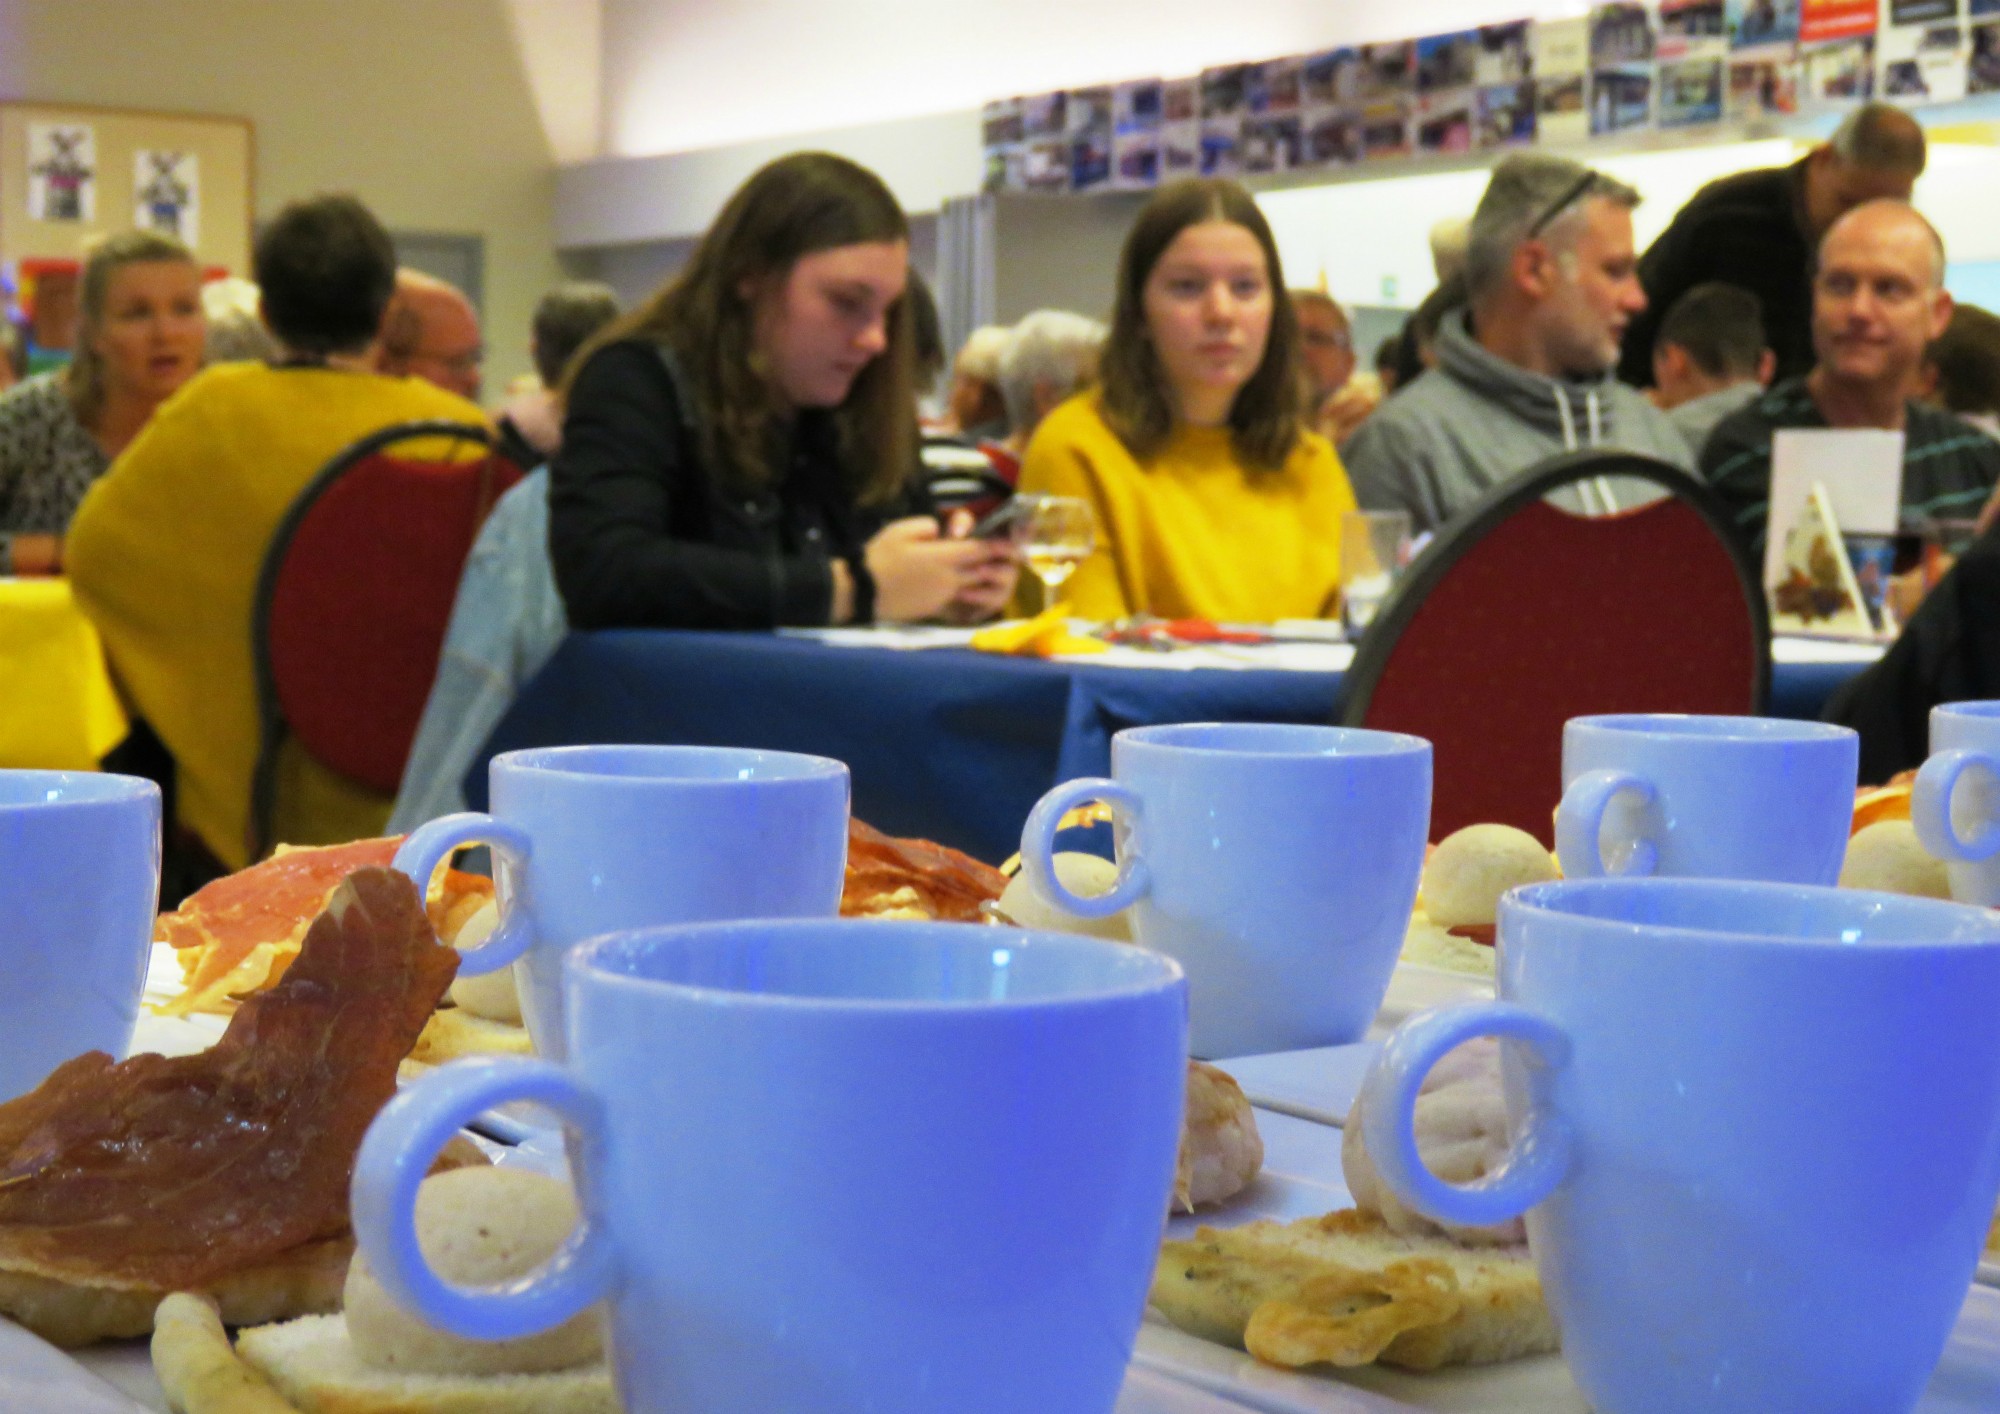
[599,0,1587,158]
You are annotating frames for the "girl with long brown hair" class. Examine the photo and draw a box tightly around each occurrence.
[1016,178,1357,622]
[550,152,1014,628]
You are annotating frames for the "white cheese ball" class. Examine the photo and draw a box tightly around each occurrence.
[997,852,1134,941]
[1423,824,1559,929]
[1840,819,1951,899]
[345,1166,602,1375]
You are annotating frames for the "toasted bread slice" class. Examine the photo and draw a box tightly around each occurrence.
[1153,1207,1555,1372]
[235,1314,618,1414]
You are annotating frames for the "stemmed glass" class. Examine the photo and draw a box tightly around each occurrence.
[1011,494,1097,612]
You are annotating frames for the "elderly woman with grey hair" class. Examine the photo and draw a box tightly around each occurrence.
[989,309,1106,482]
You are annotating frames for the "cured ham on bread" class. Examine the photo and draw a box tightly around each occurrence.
[840,819,1008,921]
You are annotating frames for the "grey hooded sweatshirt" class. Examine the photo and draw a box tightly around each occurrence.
[1344,310,1695,535]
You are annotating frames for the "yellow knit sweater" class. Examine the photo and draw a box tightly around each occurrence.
[67,362,484,869]
[1015,394,1357,622]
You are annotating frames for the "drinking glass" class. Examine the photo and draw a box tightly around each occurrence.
[1012,494,1096,611]
[1339,509,1411,634]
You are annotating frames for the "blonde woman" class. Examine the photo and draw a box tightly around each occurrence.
[0,231,203,573]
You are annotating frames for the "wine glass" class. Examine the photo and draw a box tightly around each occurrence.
[1012,494,1097,612]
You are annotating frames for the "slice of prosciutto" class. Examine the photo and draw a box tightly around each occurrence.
[0,867,457,1290]
[840,819,1008,922]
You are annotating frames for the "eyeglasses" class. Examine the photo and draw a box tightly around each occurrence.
[1525,170,1600,239]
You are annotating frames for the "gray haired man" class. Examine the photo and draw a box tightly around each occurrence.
[1343,154,1693,535]
[991,309,1105,478]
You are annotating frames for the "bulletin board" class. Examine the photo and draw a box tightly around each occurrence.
[0,101,253,273]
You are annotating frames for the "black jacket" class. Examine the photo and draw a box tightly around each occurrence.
[1826,528,2000,784]
[549,339,913,630]
[1619,159,1816,389]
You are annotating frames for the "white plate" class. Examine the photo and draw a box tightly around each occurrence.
[0,1320,153,1413]
[1372,963,1493,1033]
[1213,1043,1381,1128]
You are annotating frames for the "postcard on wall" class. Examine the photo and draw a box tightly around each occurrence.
[1661,0,1729,59]
[1415,89,1476,154]
[1728,0,1803,49]
[1303,103,1362,167]
[26,122,96,223]
[1358,40,1415,100]
[1536,16,1593,142]
[1476,22,1536,82]
[1067,86,1113,194]
[1160,77,1201,177]
[133,150,199,244]
[1801,0,1880,39]
[1591,64,1655,132]
[1249,56,1304,114]
[1802,32,1878,96]
[1241,114,1303,173]
[1878,7,1967,102]
[980,99,1024,193]
[1416,31,1481,94]
[1659,56,1727,121]
[1303,47,1363,106]
[1478,79,1539,146]
[1973,18,2000,89]
[1111,80,1161,190]
[1199,64,1249,176]
[1728,55,1803,112]
[1360,97,1413,159]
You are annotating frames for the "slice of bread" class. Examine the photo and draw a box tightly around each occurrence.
[235,1314,619,1414]
[1152,1207,1555,1372]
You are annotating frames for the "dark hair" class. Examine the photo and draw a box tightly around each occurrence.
[1391,271,1468,391]
[1098,178,1303,472]
[1655,281,1767,380]
[1829,101,1927,177]
[253,194,397,356]
[570,152,915,505]
[1925,304,2000,417]
[531,280,621,387]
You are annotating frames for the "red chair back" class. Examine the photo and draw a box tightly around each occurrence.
[251,420,519,856]
[1341,452,1768,845]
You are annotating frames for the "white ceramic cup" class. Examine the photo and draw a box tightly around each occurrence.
[351,919,1188,1414]
[1358,877,2000,1414]
[1018,722,1432,1058]
[1911,701,2000,905]
[0,770,160,1102]
[1555,713,1858,884]
[393,744,849,1058]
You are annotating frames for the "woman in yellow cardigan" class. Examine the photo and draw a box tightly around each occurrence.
[1017,178,1356,623]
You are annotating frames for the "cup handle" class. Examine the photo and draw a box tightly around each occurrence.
[351,1057,616,1341]
[1912,749,2000,864]
[1357,1001,1574,1230]
[1019,778,1150,920]
[395,814,535,975]
[1554,769,1659,879]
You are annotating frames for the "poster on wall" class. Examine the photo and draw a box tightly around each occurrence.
[1802,0,1880,39]
[26,123,96,223]
[1243,57,1303,174]
[1301,48,1362,167]
[133,150,199,244]
[1728,0,1803,49]
[1067,86,1113,193]
[1199,64,1249,176]
[1973,15,2000,88]
[1020,92,1070,193]
[1589,4,1657,134]
[1878,0,1966,103]
[1661,0,1728,57]
[980,99,1023,193]
[1474,20,1538,147]
[1660,57,1728,122]
[1728,54,1803,113]
[1414,31,1479,156]
[1160,78,1200,177]
[1535,16,1592,142]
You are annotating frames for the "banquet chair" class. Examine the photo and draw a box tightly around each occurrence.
[1338,450,1768,845]
[249,420,521,860]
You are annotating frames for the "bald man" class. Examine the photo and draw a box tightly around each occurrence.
[1620,102,1927,387]
[375,268,485,402]
[1702,200,2000,557]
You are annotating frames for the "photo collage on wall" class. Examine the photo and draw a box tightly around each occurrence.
[981,2,1978,194]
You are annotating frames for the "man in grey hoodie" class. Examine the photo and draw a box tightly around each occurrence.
[1345,154,1694,535]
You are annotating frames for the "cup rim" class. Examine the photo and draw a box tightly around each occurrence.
[567,918,1187,1014]
[1502,876,2000,951]
[1935,700,2000,723]
[0,771,160,812]
[1566,713,1857,744]
[494,743,850,785]
[1115,721,1430,759]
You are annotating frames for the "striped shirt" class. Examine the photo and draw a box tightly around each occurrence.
[1701,377,2000,557]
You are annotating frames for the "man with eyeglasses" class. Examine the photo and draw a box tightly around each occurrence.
[1702,201,2000,559]
[1344,153,1692,535]
[1293,288,1377,443]
[375,268,485,403]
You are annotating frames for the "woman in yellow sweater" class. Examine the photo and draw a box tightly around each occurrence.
[1017,178,1356,623]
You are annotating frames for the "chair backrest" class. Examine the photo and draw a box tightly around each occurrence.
[1340,450,1769,845]
[250,419,519,858]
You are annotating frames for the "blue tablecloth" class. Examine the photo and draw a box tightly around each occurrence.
[474,631,1874,866]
